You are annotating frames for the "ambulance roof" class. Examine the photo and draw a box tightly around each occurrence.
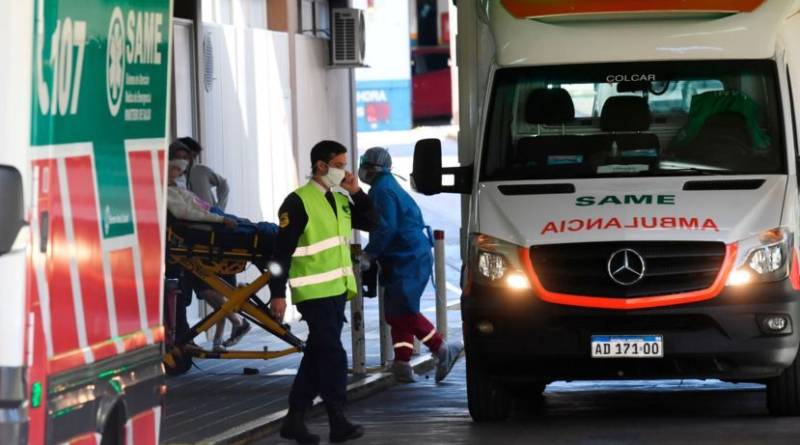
[499,0,766,19]
[490,0,800,67]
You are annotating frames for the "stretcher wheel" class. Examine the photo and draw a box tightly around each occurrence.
[164,347,193,376]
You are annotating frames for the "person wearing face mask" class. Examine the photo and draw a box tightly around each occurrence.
[170,137,230,211]
[269,140,377,445]
[357,147,463,384]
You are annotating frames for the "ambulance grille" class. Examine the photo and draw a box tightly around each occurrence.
[530,241,726,298]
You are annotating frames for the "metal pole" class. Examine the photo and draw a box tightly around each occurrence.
[434,230,447,340]
[377,276,393,366]
[350,245,366,375]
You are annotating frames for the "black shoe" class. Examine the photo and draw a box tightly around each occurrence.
[280,409,320,444]
[326,403,364,443]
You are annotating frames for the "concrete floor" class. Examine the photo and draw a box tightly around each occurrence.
[261,361,800,445]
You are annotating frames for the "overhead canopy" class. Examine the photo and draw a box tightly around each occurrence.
[500,0,766,19]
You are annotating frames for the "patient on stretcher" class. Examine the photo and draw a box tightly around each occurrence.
[167,158,279,351]
[167,159,278,241]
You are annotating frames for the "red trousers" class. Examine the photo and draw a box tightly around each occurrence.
[386,312,443,362]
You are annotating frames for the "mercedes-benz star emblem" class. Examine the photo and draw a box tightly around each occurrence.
[607,248,646,286]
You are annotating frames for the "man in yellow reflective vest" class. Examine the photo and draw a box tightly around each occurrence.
[269,140,377,444]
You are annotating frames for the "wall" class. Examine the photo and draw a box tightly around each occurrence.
[193,1,354,312]
[294,35,354,175]
[200,24,295,225]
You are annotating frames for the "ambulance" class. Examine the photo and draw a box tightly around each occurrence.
[1,0,171,443]
[413,0,800,421]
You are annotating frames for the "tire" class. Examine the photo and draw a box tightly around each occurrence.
[100,404,125,445]
[466,349,511,422]
[164,346,193,376]
[767,350,800,416]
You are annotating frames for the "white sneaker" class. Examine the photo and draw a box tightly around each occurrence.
[435,341,463,383]
[388,361,415,383]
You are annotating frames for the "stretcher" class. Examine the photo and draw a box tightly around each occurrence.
[162,218,304,376]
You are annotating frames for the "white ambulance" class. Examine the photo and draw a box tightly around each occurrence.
[1,0,171,443]
[413,0,800,421]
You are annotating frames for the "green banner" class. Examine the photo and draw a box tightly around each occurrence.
[31,0,171,238]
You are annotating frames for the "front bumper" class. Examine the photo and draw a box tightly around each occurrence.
[463,280,800,382]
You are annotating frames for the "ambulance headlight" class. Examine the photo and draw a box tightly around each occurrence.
[748,244,784,274]
[728,227,792,286]
[477,251,506,281]
[471,234,531,290]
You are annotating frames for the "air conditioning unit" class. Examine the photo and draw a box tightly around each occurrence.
[331,8,366,67]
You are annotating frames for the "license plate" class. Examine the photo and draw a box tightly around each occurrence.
[591,335,663,358]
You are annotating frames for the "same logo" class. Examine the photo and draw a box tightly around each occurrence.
[106,7,126,117]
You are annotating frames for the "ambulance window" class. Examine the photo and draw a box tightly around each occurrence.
[481,60,786,181]
[561,84,596,118]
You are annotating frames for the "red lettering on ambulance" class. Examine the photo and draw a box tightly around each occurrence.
[702,218,719,231]
[604,217,622,230]
[641,217,657,229]
[586,218,604,230]
[541,222,559,235]
[679,217,699,229]
[567,219,584,231]
[661,217,676,229]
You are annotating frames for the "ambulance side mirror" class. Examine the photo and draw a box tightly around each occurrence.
[412,138,472,195]
[412,139,444,195]
[0,165,25,256]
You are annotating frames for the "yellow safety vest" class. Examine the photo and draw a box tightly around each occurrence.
[288,183,357,304]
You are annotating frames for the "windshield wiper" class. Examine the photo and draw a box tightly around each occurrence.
[656,167,724,176]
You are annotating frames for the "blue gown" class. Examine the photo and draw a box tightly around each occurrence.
[364,174,432,315]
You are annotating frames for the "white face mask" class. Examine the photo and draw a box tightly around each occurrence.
[175,175,188,189]
[322,166,346,188]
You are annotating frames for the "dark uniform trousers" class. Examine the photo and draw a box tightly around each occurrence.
[288,293,348,410]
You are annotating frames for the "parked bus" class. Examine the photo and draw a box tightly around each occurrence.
[413,0,800,421]
[0,0,172,443]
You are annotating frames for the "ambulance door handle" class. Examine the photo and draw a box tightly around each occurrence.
[39,211,49,253]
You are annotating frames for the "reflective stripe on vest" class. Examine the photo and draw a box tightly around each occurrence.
[292,235,348,257]
[289,183,357,304]
[289,266,354,287]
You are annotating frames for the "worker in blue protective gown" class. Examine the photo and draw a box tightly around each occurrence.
[359,147,463,383]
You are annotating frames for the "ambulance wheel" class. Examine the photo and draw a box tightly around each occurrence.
[767,349,800,416]
[100,403,125,445]
[466,350,511,422]
[164,347,193,376]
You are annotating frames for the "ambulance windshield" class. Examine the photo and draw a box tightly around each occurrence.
[481,60,786,181]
